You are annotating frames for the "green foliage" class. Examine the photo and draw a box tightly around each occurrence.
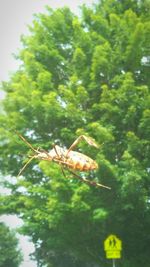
[0,1,150,267]
[0,223,23,267]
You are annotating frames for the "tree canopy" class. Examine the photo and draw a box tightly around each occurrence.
[0,222,23,267]
[0,0,150,266]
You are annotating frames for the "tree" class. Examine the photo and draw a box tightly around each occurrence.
[0,1,150,266]
[0,223,23,267]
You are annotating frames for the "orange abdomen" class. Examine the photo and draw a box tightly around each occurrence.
[65,151,98,171]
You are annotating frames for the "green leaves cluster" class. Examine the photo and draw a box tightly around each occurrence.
[0,1,150,266]
[0,223,23,267]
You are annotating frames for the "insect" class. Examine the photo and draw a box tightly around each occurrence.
[16,132,111,190]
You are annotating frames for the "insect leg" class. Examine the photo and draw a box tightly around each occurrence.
[53,144,60,158]
[60,165,66,177]
[67,135,99,155]
[67,169,111,189]
[50,144,66,177]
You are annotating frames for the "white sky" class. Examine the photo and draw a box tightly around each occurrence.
[0,0,97,83]
[0,1,97,266]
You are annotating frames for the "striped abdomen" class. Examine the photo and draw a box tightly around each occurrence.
[63,150,98,171]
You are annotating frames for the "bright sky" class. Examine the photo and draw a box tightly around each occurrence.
[0,0,97,83]
[0,1,97,266]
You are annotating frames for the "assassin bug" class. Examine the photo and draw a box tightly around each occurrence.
[16,132,111,190]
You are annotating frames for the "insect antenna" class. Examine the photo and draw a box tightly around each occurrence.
[16,131,37,153]
[17,155,35,177]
